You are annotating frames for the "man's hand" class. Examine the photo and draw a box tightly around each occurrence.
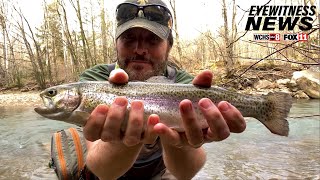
[84,68,157,145]
[153,70,246,148]
[109,68,129,84]
[83,69,158,180]
[150,70,246,179]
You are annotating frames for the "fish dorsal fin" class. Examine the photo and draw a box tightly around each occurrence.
[145,76,175,84]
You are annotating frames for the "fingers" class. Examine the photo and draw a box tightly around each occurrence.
[179,99,204,147]
[84,104,109,141]
[84,97,153,147]
[84,96,245,150]
[100,97,128,142]
[155,98,245,149]
[192,70,213,88]
[123,101,144,146]
[153,123,183,148]
[143,114,160,144]
[109,68,129,84]
[217,101,246,133]
[198,98,230,141]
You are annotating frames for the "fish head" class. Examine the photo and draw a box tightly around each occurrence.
[34,84,81,120]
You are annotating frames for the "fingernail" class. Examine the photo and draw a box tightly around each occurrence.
[114,97,127,106]
[219,102,230,112]
[96,104,108,114]
[148,114,159,125]
[131,101,143,110]
[199,99,213,109]
[110,70,116,78]
[110,68,125,78]
[181,102,192,113]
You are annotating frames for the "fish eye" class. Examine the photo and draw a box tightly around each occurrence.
[46,89,57,97]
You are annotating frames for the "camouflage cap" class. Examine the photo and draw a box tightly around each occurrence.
[115,0,172,40]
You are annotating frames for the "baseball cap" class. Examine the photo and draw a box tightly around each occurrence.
[115,0,173,40]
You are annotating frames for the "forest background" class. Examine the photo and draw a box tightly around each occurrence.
[0,0,319,90]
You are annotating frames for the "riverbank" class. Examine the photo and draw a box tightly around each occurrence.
[0,91,42,106]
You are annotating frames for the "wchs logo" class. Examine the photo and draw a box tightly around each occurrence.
[253,33,308,42]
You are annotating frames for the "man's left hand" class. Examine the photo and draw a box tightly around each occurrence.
[153,70,246,148]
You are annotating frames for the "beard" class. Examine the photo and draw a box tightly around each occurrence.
[117,54,168,81]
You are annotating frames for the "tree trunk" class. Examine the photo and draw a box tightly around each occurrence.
[100,0,109,63]
[57,0,80,76]
[73,0,92,68]
[23,14,47,88]
[222,0,235,77]
[169,0,182,62]
[17,12,45,88]
[0,13,7,79]
[44,3,53,84]
[231,0,237,65]
[90,0,97,65]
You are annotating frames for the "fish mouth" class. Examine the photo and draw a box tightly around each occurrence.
[34,94,72,120]
[34,106,67,120]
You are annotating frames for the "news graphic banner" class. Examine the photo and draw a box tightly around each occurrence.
[246,5,317,42]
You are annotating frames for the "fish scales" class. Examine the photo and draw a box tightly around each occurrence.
[34,81,292,136]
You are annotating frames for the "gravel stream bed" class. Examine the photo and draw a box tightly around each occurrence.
[0,91,42,106]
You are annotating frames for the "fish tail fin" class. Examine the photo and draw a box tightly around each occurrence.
[257,92,292,136]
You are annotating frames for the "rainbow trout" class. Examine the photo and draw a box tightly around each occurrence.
[34,80,292,136]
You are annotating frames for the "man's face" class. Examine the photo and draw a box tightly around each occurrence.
[116,27,171,81]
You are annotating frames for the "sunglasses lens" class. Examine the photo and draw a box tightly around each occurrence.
[116,4,138,24]
[144,6,170,24]
[116,4,172,27]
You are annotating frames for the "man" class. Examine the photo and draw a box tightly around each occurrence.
[79,0,246,179]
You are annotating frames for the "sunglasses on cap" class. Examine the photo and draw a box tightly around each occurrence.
[116,3,173,28]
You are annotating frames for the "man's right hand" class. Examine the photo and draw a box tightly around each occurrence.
[83,68,157,145]
[83,69,158,180]
[84,97,158,146]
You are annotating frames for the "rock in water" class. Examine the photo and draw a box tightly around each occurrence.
[292,66,320,99]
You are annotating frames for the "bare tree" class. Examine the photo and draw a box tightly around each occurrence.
[14,6,47,88]
[69,0,92,68]
[100,0,109,64]
[90,0,97,65]
[1,0,318,89]
[168,0,182,62]
[57,0,80,75]
[0,0,24,87]
[222,0,237,77]
[0,0,8,84]
[42,0,53,84]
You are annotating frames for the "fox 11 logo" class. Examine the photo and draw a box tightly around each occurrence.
[247,5,316,41]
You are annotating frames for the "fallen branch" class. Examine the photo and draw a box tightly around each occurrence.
[224,28,319,85]
[289,114,320,119]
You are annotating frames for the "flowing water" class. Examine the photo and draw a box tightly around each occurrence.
[0,100,319,180]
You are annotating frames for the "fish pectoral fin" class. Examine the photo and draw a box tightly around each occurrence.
[145,76,174,84]
[73,110,90,119]
[66,110,91,126]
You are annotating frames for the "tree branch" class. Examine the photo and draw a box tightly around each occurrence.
[227,0,272,48]
[224,28,319,85]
